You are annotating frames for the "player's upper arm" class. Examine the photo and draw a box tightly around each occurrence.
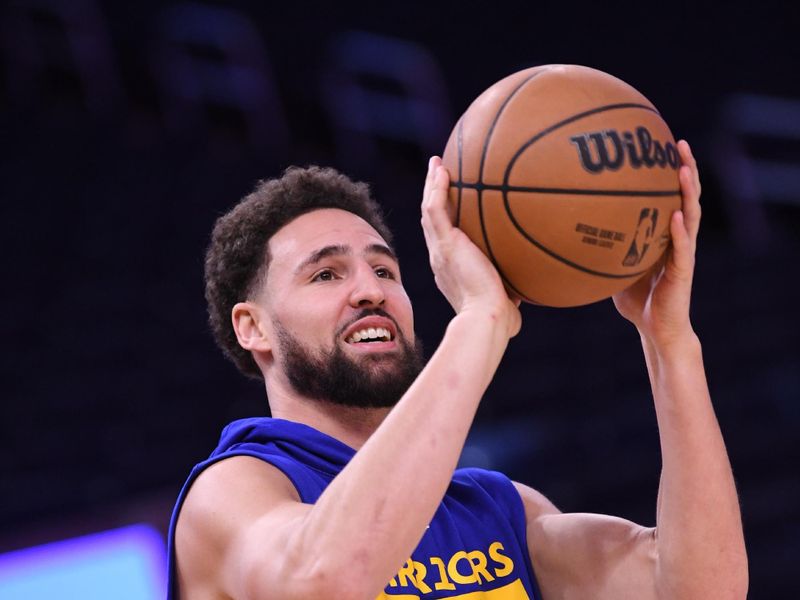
[174,456,315,600]
[513,481,658,600]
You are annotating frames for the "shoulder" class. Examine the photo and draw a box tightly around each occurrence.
[453,469,560,518]
[179,455,301,528]
[174,456,301,599]
[511,480,561,520]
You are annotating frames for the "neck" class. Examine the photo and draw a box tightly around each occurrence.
[266,382,391,450]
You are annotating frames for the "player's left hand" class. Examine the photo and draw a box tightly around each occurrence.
[612,140,701,347]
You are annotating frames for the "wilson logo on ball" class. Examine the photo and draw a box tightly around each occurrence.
[569,126,680,174]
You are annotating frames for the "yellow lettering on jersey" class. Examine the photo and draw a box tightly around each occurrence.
[430,556,456,591]
[467,550,495,584]
[396,559,415,587]
[489,541,514,578]
[378,578,529,599]
[412,560,432,593]
[381,541,520,597]
[448,551,478,584]
[396,558,432,594]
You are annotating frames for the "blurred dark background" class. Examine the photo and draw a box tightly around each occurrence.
[1,0,798,597]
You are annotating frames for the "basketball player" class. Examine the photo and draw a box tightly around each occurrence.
[168,141,747,599]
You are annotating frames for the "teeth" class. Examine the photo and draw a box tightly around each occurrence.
[346,326,392,343]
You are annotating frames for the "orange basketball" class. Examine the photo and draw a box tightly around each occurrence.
[441,64,681,307]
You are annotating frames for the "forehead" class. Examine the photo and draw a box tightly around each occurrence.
[268,208,390,270]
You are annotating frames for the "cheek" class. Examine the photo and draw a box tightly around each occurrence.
[273,294,342,339]
[388,288,415,332]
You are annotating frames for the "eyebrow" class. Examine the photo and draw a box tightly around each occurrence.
[294,243,398,275]
[364,243,398,263]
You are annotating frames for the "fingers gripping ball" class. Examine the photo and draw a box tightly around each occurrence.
[441,64,681,307]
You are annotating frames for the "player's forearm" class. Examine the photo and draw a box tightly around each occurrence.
[283,308,510,598]
[642,332,748,599]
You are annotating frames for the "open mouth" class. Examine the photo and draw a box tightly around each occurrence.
[346,327,393,344]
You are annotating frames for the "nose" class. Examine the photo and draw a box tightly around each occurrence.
[349,265,385,308]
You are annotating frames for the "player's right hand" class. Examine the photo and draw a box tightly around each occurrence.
[421,156,521,339]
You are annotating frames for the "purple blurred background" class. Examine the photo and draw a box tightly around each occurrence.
[1,1,798,597]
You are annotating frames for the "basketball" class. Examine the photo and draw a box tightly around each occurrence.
[441,64,681,307]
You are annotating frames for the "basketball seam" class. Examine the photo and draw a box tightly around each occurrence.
[455,182,680,197]
[477,70,544,303]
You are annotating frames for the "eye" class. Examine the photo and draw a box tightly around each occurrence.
[312,269,337,282]
[374,266,396,280]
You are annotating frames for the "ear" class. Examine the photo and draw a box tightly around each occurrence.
[232,301,273,354]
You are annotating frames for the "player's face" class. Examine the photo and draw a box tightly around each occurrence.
[259,208,421,405]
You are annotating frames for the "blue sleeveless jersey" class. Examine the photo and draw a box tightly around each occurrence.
[167,417,542,599]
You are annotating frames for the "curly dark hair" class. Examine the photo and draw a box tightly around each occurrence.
[204,165,394,379]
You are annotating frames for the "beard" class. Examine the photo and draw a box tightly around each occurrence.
[274,310,425,409]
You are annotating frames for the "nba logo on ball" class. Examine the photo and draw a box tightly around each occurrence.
[442,64,681,307]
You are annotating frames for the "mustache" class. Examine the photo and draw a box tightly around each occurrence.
[336,308,401,338]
